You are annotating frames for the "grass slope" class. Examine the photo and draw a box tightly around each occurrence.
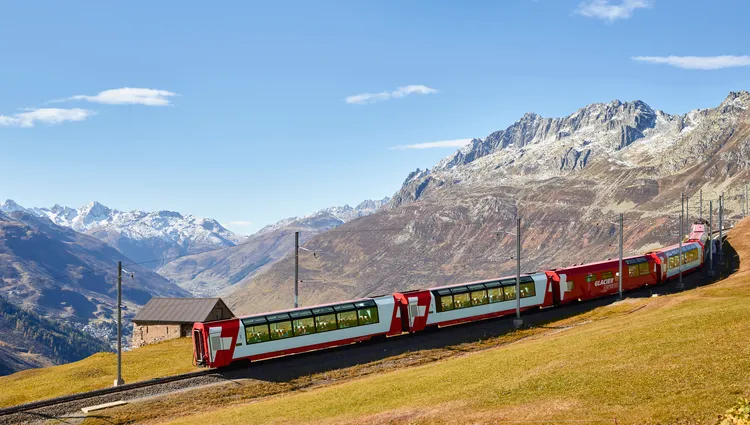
[158,220,750,425]
[0,337,196,408]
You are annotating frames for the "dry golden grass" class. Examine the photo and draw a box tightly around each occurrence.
[143,218,750,425]
[0,337,196,408]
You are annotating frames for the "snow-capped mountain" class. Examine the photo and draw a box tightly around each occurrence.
[159,196,392,296]
[257,197,391,235]
[0,201,244,269]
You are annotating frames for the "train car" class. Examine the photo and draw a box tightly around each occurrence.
[193,294,402,368]
[687,221,710,248]
[651,241,704,282]
[551,254,659,303]
[395,273,552,333]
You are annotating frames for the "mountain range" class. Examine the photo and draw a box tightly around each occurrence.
[1,200,244,270]
[228,91,750,315]
[0,197,392,298]
[157,197,391,296]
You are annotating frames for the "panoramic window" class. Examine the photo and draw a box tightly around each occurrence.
[334,304,358,328]
[269,320,292,340]
[585,273,597,283]
[487,287,504,303]
[292,317,316,336]
[629,264,639,277]
[314,314,337,332]
[519,282,536,298]
[638,262,650,276]
[439,295,454,312]
[470,289,488,305]
[602,271,613,279]
[354,300,379,325]
[312,307,337,332]
[289,310,316,336]
[357,307,379,325]
[453,292,471,309]
[337,310,358,328]
[245,324,270,344]
[503,285,517,300]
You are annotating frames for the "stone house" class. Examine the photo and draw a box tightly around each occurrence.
[132,298,234,347]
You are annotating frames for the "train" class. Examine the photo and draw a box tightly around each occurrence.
[192,222,713,368]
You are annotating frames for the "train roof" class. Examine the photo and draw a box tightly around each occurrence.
[422,272,546,292]
[651,241,702,256]
[551,253,651,273]
[231,294,393,322]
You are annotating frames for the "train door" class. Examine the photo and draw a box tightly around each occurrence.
[545,271,561,306]
[193,328,206,366]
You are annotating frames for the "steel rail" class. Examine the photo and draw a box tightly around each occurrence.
[0,368,217,417]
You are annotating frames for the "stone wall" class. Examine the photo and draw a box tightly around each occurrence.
[132,323,192,348]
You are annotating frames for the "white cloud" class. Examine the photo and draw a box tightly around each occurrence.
[390,138,472,150]
[631,55,750,70]
[346,85,438,105]
[575,0,650,21]
[228,220,253,227]
[63,87,178,106]
[0,108,95,128]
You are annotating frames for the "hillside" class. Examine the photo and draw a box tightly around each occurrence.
[229,91,750,315]
[0,296,112,376]
[157,198,390,296]
[0,337,196,408]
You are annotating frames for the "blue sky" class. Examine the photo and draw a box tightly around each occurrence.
[1,0,748,234]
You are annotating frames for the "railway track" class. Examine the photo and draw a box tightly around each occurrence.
[0,368,225,423]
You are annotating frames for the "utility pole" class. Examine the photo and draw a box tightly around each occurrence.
[114,261,124,387]
[686,195,690,227]
[708,201,714,277]
[678,193,684,287]
[618,213,624,300]
[294,231,300,308]
[719,194,724,266]
[513,217,523,329]
[699,189,703,221]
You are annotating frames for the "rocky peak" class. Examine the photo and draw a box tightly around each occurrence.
[0,199,26,213]
[256,197,392,235]
[78,201,113,226]
[430,98,658,176]
[720,90,750,111]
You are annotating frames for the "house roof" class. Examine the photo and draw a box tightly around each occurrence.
[132,298,233,324]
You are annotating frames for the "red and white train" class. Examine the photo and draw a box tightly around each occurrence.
[193,222,712,368]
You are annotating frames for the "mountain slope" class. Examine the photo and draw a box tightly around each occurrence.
[0,210,189,324]
[1,201,243,270]
[158,198,390,296]
[0,296,112,376]
[228,91,750,315]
